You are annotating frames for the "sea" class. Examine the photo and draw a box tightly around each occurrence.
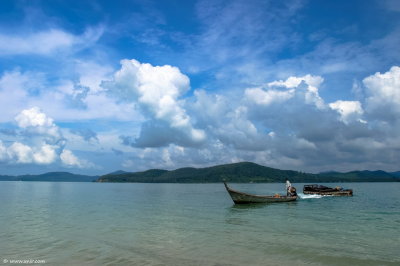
[0,182,399,266]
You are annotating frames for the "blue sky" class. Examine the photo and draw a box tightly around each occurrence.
[0,0,400,175]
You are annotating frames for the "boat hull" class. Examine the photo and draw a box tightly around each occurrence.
[303,184,353,196]
[303,190,353,196]
[224,182,297,204]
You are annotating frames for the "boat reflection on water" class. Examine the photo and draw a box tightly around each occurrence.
[230,203,272,209]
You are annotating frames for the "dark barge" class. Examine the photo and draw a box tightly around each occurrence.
[303,184,353,196]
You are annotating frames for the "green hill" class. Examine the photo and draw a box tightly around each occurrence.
[0,175,17,181]
[1,163,398,183]
[96,162,398,183]
[0,172,97,182]
[319,170,398,182]
[390,171,400,178]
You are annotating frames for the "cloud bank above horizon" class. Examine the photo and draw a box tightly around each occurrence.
[0,0,399,175]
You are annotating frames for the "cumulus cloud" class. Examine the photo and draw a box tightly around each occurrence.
[15,107,61,140]
[0,107,93,168]
[189,74,336,157]
[0,141,7,161]
[244,74,325,112]
[176,70,399,172]
[15,107,54,128]
[190,90,266,151]
[364,66,400,120]
[0,67,140,124]
[104,59,206,147]
[267,74,325,108]
[267,74,324,89]
[329,100,364,124]
[7,142,33,164]
[32,144,58,164]
[60,149,92,168]
[2,58,400,173]
[211,106,267,151]
[245,88,294,106]
[4,142,58,165]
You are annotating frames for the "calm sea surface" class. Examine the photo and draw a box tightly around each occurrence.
[0,182,399,266]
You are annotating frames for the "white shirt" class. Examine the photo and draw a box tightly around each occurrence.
[286,180,292,190]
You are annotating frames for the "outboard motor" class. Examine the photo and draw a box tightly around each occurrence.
[289,186,297,197]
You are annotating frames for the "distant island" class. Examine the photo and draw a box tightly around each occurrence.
[0,172,98,182]
[1,162,399,183]
[96,162,399,183]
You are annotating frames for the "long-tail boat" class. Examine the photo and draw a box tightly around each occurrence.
[223,182,297,204]
[303,184,353,196]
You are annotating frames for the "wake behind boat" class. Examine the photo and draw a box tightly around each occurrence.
[224,182,297,204]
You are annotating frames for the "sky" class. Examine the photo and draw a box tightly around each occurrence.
[0,0,399,175]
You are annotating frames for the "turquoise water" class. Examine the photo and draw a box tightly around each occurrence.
[0,182,399,266]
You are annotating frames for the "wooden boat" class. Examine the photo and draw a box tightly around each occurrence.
[303,184,353,196]
[224,182,297,204]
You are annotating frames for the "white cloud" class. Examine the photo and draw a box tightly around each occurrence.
[213,106,267,151]
[0,68,141,123]
[267,74,324,89]
[4,142,58,165]
[245,87,294,106]
[108,59,190,123]
[76,60,114,93]
[0,27,103,56]
[15,106,61,141]
[191,90,268,151]
[60,149,89,168]
[0,70,40,123]
[60,149,76,166]
[329,100,364,124]
[267,74,325,109]
[184,71,393,172]
[104,59,206,147]
[0,107,93,168]
[7,142,33,164]
[2,47,400,174]
[32,144,58,165]
[16,106,55,128]
[364,66,400,119]
[192,90,231,127]
[0,141,6,160]
[1,140,59,165]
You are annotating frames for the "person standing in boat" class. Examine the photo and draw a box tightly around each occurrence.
[285,179,292,196]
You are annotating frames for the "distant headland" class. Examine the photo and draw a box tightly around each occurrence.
[4,162,396,183]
